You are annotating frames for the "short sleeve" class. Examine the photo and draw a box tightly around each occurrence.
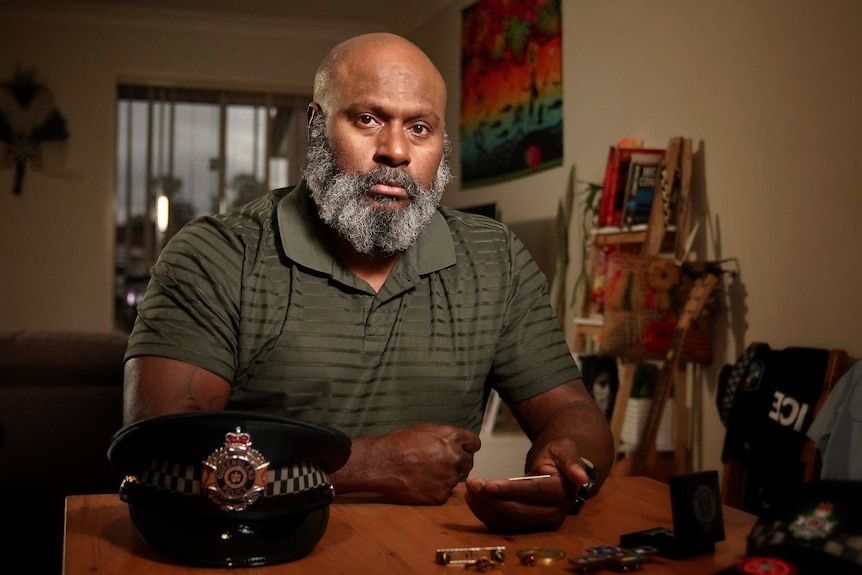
[125,216,245,382]
[489,232,581,404]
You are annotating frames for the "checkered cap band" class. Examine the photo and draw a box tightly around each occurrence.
[750,521,862,567]
[138,459,331,497]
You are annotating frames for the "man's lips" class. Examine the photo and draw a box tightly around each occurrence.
[369,182,408,199]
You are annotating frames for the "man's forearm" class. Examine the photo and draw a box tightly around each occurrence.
[327,423,482,505]
[328,435,397,496]
[512,381,615,487]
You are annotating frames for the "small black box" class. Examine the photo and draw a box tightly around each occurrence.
[620,526,715,560]
[668,470,725,544]
[620,470,725,560]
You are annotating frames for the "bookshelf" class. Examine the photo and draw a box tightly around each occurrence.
[573,136,695,479]
[573,136,692,352]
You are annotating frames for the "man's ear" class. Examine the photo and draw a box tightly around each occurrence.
[307,102,321,124]
[307,102,322,142]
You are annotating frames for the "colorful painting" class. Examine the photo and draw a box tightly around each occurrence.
[460,0,563,188]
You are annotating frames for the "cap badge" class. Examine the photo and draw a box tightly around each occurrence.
[203,426,270,511]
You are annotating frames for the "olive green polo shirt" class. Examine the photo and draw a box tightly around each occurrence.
[127,182,579,437]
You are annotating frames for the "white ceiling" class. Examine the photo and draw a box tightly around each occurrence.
[9,0,461,36]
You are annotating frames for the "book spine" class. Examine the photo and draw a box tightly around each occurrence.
[627,162,661,227]
[597,146,618,227]
[620,161,642,228]
[607,147,634,228]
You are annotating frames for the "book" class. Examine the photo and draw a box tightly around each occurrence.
[599,145,665,228]
[597,146,618,227]
[622,153,663,227]
[619,160,641,227]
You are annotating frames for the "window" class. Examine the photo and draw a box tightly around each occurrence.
[115,84,310,330]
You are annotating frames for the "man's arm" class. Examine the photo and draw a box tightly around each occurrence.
[123,356,232,425]
[464,379,615,532]
[512,379,615,488]
[123,356,481,505]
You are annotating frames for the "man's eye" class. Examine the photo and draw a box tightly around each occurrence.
[411,125,429,135]
[357,114,374,125]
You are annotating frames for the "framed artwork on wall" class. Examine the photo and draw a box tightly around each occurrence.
[0,67,69,195]
[460,0,563,188]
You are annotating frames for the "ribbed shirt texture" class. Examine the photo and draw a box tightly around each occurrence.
[126,182,579,437]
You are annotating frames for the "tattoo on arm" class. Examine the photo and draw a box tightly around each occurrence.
[180,366,229,411]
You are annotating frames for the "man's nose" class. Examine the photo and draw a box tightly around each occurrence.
[373,126,410,167]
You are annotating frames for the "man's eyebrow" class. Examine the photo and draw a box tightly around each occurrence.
[345,102,442,123]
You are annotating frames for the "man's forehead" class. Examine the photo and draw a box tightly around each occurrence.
[326,46,446,115]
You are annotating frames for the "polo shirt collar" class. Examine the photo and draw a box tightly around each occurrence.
[276,181,456,279]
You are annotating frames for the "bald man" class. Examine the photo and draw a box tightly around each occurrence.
[123,33,614,533]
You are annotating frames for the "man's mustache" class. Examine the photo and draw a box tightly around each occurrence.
[357,168,420,198]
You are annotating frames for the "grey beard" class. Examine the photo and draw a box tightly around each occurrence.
[302,116,453,255]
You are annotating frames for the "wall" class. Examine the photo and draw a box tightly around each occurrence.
[415,0,862,474]
[1,1,861,476]
[0,4,376,330]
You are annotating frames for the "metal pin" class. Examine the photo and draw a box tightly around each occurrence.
[507,474,552,481]
[436,546,506,566]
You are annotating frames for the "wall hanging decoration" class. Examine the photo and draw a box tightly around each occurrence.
[0,66,69,195]
[460,0,562,188]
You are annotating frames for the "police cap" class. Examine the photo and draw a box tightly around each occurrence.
[107,410,351,567]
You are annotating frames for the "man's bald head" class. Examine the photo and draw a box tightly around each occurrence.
[312,32,447,117]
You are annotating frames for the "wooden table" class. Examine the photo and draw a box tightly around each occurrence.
[64,476,756,574]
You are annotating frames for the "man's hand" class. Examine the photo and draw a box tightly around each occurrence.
[463,380,613,533]
[464,439,590,532]
[331,423,481,505]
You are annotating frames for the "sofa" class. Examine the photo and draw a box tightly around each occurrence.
[0,329,129,572]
